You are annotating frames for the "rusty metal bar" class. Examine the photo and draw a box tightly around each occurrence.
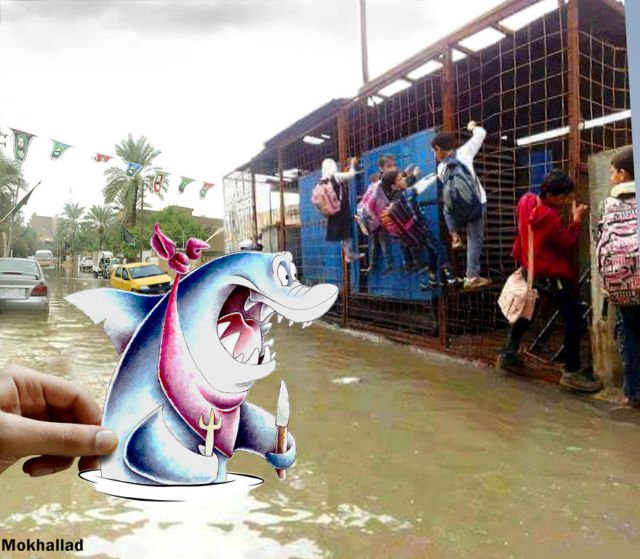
[567,0,581,185]
[359,0,370,84]
[337,109,350,328]
[357,0,539,98]
[278,148,286,251]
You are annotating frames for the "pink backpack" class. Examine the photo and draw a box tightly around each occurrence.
[312,178,342,217]
[596,195,640,306]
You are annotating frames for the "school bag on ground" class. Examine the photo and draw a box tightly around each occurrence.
[596,195,640,306]
[312,177,342,217]
[441,157,483,227]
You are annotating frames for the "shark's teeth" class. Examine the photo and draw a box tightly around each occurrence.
[244,298,259,312]
[260,305,274,322]
[271,352,277,361]
[261,323,273,336]
[247,348,260,365]
[263,345,272,362]
[302,321,313,329]
[217,321,231,338]
[277,314,283,324]
[235,353,245,362]
[221,332,240,355]
[264,338,274,348]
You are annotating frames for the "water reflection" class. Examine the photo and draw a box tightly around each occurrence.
[0,276,640,558]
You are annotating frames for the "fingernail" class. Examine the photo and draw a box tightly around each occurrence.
[30,467,55,477]
[95,430,118,454]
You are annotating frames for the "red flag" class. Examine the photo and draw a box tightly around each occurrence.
[94,153,112,163]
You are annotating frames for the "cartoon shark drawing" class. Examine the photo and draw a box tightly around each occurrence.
[67,226,338,487]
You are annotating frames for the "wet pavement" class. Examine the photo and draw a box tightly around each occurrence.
[0,274,639,558]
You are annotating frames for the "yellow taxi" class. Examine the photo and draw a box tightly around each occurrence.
[110,263,172,294]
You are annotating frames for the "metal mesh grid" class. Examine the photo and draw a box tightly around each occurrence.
[223,0,630,369]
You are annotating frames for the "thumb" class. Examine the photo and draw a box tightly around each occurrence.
[2,414,118,459]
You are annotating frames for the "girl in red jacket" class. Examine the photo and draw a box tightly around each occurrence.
[498,169,603,393]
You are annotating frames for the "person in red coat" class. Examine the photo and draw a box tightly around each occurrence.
[497,169,603,393]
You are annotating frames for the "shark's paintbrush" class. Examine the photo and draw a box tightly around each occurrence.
[275,380,289,480]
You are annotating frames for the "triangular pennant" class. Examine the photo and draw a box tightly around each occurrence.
[178,176,195,194]
[10,128,35,163]
[122,225,137,247]
[126,162,143,177]
[153,170,169,193]
[93,153,113,163]
[199,182,215,199]
[50,140,71,160]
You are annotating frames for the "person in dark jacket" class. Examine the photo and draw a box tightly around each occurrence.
[497,169,603,393]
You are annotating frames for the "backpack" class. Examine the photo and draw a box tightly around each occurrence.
[596,195,640,306]
[312,177,342,217]
[380,192,423,248]
[441,157,483,227]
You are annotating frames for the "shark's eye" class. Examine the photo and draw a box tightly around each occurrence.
[277,264,289,286]
[290,263,298,282]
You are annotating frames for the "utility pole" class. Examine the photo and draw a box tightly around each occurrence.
[359,0,370,84]
[139,179,144,262]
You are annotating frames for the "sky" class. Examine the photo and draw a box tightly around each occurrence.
[0,0,534,221]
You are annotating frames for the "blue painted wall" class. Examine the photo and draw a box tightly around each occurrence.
[299,129,445,302]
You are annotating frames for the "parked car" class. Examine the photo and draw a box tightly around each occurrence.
[34,249,55,269]
[110,263,172,294]
[80,256,94,272]
[0,258,49,312]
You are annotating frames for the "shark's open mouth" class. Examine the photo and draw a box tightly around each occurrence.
[216,286,313,366]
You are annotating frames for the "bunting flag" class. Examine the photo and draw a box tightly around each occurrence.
[178,176,195,194]
[0,181,41,224]
[94,153,113,163]
[50,140,71,160]
[153,170,168,193]
[4,126,214,198]
[10,128,35,163]
[126,162,143,177]
[122,225,137,247]
[199,182,215,199]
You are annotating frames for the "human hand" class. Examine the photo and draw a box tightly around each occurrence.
[0,363,118,477]
[467,120,478,131]
[349,157,359,168]
[572,201,588,223]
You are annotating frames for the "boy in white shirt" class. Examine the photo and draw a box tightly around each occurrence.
[429,121,491,290]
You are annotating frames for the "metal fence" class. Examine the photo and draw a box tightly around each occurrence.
[223,0,631,375]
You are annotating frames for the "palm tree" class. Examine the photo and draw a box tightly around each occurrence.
[0,151,27,256]
[59,202,85,254]
[84,204,115,250]
[102,134,167,228]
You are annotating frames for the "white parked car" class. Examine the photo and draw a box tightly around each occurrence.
[80,256,94,272]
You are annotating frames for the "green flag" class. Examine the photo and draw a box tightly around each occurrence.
[10,128,35,163]
[178,177,194,194]
[153,170,168,193]
[122,225,137,247]
[0,182,41,224]
[50,140,71,160]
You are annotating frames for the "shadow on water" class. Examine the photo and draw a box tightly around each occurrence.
[0,275,640,558]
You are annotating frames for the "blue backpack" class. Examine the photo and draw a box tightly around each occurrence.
[441,157,483,227]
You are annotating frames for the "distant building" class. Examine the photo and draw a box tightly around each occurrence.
[29,214,58,249]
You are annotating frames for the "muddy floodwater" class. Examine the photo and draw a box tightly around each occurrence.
[1,275,640,559]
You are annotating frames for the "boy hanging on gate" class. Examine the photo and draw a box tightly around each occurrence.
[427,121,492,290]
[595,146,640,417]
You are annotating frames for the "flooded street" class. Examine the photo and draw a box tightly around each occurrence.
[1,275,640,559]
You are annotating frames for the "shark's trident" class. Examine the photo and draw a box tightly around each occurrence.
[199,408,222,457]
